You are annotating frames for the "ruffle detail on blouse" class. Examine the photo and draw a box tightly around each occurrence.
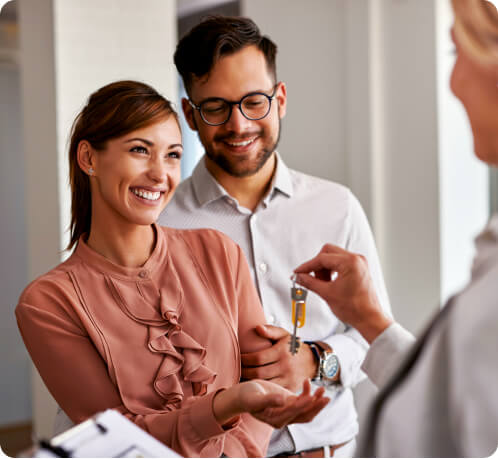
[148,293,217,405]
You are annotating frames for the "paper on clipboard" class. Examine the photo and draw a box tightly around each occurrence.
[32,409,181,458]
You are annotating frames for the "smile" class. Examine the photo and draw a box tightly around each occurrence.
[225,137,256,147]
[131,188,162,201]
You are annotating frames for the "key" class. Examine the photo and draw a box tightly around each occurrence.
[290,275,308,355]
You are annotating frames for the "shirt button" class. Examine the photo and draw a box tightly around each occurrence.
[138,270,148,279]
[259,262,268,273]
[268,315,276,324]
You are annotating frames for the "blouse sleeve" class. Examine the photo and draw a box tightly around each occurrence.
[16,294,239,458]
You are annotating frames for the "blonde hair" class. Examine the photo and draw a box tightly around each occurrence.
[451,0,498,68]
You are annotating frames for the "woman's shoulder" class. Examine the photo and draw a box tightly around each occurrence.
[159,225,240,256]
[158,226,243,285]
[17,256,80,314]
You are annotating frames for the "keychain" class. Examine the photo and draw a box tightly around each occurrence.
[289,274,308,354]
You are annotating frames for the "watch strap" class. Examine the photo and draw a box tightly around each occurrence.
[304,341,321,380]
[314,340,332,353]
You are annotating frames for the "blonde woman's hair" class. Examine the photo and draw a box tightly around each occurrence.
[451,0,498,68]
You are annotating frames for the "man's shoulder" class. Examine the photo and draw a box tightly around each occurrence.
[289,168,350,193]
[287,167,352,204]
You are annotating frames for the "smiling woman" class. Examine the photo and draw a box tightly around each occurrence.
[66,81,181,252]
[14,80,328,458]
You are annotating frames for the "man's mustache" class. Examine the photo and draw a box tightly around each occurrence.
[214,131,262,142]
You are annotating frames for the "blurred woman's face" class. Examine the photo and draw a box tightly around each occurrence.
[90,116,182,227]
[450,28,498,165]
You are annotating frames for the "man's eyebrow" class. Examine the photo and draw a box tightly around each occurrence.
[124,137,154,146]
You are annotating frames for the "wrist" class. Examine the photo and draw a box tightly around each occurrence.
[306,341,341,384]
[213,386,242,427]
[358,310,393,344]
[305,342,320,379]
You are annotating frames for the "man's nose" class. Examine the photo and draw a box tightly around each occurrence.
[224,104,252,132]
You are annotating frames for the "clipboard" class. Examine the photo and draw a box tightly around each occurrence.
[29,409,181,458]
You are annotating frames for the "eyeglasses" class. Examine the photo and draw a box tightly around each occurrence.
[188,85,278,126]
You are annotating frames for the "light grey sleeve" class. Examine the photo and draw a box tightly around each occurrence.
[361,322,415,388]
[321,191,393,388]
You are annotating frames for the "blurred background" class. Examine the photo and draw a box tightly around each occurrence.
[0,0,495,455]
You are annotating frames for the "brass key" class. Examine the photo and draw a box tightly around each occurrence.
[290,275,307,355]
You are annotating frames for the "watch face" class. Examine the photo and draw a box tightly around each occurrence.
[322,353,339,380]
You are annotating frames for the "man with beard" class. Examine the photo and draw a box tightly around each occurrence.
[159,16,391,458]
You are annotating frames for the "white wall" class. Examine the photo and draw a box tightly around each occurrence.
[369,0,442,333]
[18,0,177,438]
[0,64,31,426]
[242,0,348,187]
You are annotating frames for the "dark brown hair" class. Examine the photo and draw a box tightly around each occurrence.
[67,80,178,250]
[174,15,278,94]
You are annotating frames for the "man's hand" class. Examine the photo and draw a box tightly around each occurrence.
[294,243,393,344]
[241,325,317,392]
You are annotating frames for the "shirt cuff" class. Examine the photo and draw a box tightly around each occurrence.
[187,389,241,442]
[326,334,366,388]
[361,322,416,388]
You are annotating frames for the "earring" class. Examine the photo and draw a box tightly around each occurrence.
[88,167,94,175]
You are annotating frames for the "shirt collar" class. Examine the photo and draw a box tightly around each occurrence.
[73,223,167,280]
[191,157,230,207]
[268,152,293,199]
[191,152,294,208]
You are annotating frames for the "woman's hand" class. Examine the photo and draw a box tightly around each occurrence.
[213,379,329,428]
[294,244,393,344]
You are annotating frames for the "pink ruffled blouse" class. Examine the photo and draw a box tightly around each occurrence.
[16,225,273,457]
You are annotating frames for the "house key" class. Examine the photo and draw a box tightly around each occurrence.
[290,274,308,355]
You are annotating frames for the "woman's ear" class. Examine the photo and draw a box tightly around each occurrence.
[77,140,96,176]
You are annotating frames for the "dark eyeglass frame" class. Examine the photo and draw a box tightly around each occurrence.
[188,84,279,126]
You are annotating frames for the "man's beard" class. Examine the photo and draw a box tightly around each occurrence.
[201,120,281,178]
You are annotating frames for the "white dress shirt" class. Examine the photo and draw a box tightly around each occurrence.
[159,154,391,454]
[358,215,498,457]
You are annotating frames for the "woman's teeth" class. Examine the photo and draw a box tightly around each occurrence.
[131,188,161,201]
[227,138,255,147]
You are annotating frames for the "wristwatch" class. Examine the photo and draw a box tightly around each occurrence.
[306,341,341,386]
